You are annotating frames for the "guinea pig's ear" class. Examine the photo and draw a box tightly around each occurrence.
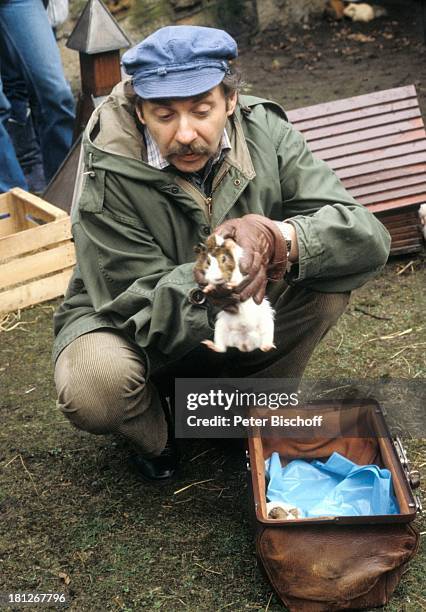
[193,243,207,254]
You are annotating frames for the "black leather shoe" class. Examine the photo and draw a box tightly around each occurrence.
[130,438,179,482]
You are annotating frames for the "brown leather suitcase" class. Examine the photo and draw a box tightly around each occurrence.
[246,400,421,611]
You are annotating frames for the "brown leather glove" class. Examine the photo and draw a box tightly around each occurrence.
[214,214,287,304]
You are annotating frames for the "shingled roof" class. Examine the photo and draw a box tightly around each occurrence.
[66,0,131,54]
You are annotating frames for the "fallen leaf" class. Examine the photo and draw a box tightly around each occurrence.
[58,571,71,585]
[347,33,376,43]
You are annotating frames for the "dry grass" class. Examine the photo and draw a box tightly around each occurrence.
[0,254,425,611]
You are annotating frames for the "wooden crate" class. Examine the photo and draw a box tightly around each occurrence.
[0,188,76,314]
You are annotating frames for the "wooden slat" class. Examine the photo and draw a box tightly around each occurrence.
[390,234,422,248]
[390,231,422,243]
[0,217,18,238]
[390,236,422,248]
[337,153,426,180]
[350,174,426,198]
[304,117,424,149]
[391,234,422,244]
[0,197,32,235]
[0,268,73,314]
[313,129,426,160]
[391,243,422,254]
[386,222,420,233]
[0,192,12,215]
[9,188,68,222]
[377,212,420,227]
[389,229,419,240]
[388,220,421,234]
[290,106,420,134]
[0,243,76,291]
[343,163,426,189]
[379,214,421,227]
[391,239,422,247]
[389,227,421,240]
[326,141,426,170]
[294,96,418,124]
[287,85,417,122]
[383,219,421,231]
[357,184,426,206]
[391,235,420,248]
[0,217,72,261]
[296,108,421,142]
[367,193,426,213]
[379,207,421,219]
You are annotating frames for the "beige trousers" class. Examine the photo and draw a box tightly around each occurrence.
[54,285,349,456]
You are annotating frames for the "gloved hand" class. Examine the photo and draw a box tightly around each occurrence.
[214,214,287,304]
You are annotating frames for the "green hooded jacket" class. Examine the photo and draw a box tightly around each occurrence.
[53,81,391,374]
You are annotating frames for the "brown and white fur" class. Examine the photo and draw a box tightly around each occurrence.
[266,501,301,520]
[194,235,276,353]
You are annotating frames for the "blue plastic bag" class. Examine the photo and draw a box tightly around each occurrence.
[265,451,399,517]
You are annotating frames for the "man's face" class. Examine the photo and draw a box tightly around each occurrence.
[136,85,237,173]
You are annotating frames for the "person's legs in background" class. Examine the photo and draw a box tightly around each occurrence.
[1,58,46,193]
[0,69,28,192]
[0,0,75,182]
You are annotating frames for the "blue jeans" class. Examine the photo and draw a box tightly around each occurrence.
[0,0,75,191]
[2,58,46,192]
[0,80,27,192]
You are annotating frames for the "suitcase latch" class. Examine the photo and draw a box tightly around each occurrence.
[245,449,251,472]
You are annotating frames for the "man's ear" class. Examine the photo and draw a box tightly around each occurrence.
[135,103,146,125]
[226,91,238,117]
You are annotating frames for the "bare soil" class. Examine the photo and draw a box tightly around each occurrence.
[237,0,426,115]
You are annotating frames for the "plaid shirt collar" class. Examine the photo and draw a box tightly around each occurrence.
[144,126,231,170]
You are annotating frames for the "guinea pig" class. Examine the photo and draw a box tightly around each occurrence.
[194,234,276,353]
[266,501,301,520]
[343,3,386,22]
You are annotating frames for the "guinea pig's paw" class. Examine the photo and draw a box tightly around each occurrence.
[235,340,256,352]
[201,339,226,353]
[202,284,215,293]
[260,343,276,352]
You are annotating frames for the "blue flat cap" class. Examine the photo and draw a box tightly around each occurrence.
[121,25,237,99]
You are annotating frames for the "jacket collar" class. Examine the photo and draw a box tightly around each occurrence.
[225,110,256,180]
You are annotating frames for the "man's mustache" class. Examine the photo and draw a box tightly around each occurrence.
[166,142,210,157]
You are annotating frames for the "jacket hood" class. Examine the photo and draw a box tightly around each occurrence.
[87,79,145,163]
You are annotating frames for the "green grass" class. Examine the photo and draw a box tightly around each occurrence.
[0,255,425,611]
